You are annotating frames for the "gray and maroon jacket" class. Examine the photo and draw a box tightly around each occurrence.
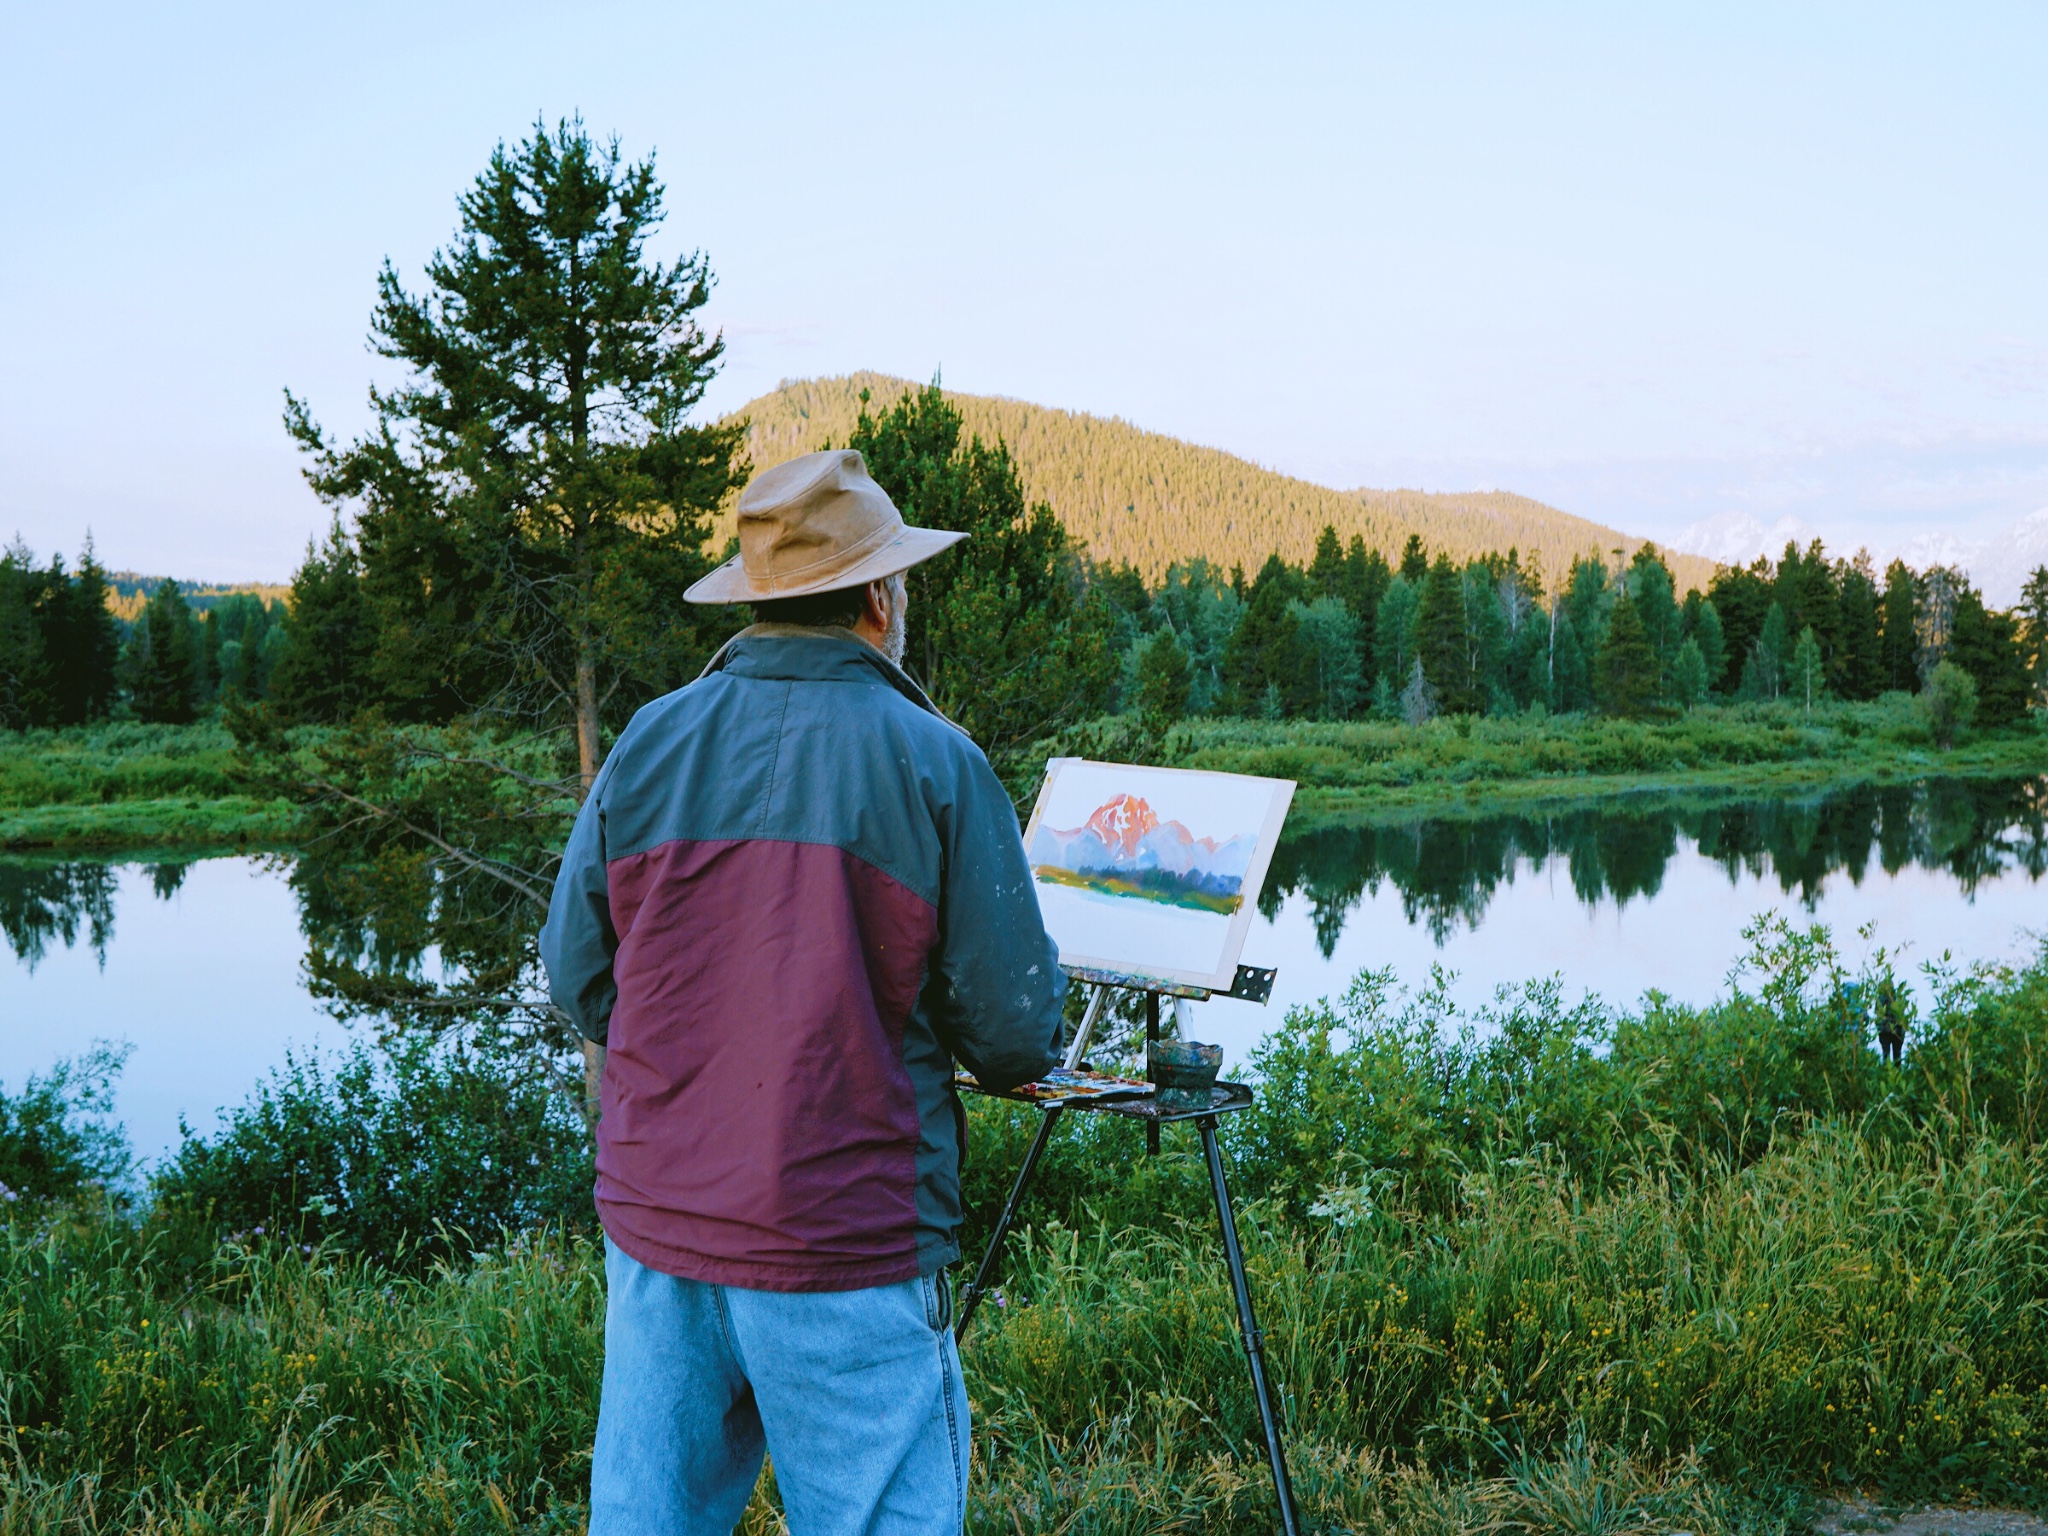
[539,626,1065,1293]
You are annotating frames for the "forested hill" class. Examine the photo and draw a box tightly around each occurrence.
[723,373,1719,593]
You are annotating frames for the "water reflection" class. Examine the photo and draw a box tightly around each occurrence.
[1,859,191,969]
[1262,776,2048,953]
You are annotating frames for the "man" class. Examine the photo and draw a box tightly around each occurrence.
[540,448,1065,1536]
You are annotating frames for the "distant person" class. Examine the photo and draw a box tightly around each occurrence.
[541,449,1065,1536]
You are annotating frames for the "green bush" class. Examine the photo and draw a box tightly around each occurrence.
[150,1036,594,1266]
[0,1042,131,1208]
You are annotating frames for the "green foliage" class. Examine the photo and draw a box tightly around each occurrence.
[0,1044,130,1207]
[124,580,200,724]
[1741,602,1789,701]
[1594,587,1661,717]
[0,543,121,729]
[269,524,376,723]
[848,381,1117,771]
[1415,555,1477,714]
[1790,624,1826,710]
[1950,590,2033,727]
[1223,553,1313,716]
[1670,635,1709,708]
[15,930,2048,1527]
[1882,559,1922,693]
[1921,659,1979,750]
[1291,595,1362,719]
[2021,565,2048,701]
[283,118,744,778]
[151,1038,594,1267]
[1134,624,1192,727]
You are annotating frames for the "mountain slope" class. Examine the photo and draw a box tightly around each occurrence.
[722,373,1718,592]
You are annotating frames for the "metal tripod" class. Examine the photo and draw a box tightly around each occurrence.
[952,980,1302,1536]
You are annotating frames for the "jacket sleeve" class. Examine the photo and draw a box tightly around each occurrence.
[540,764,619,1046]
[928,746,1066,1092]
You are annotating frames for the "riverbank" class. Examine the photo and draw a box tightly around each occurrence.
[5,924,2047,1531]
[1163,699,2046,826]
[0,724,291,850]
[4,703,2042,851]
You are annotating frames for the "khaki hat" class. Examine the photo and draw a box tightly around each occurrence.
[684,449,966,604]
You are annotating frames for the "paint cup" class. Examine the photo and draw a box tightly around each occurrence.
[1148,1039,1224,1112]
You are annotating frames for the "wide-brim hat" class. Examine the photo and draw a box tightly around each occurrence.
[684,449,966,604]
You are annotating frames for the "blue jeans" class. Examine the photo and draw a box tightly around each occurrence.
[590,1238,971,1536]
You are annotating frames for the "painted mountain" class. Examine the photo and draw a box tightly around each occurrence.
[1029,794,1255,915]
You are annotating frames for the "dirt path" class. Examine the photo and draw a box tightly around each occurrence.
[1816,1502,2048,1536]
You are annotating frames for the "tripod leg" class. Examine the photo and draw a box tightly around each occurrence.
[1199,1115,1301,1536]
[1145,994,1161,1156]
[955,1105,1063,1340]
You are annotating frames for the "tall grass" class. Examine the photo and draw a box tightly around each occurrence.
[4,925,2047,1531]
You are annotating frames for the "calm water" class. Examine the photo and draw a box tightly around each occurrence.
[3,776,2043,1160]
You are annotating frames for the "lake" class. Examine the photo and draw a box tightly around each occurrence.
[3,774,2043,1162]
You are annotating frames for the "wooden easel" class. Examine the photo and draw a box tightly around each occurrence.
[953,964,1302,1536]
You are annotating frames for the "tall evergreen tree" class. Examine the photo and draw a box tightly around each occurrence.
[1134,624,1191,726]
[2017,566,2048,704]
[850,382,1116,763]
[1878,559,1919,693]
[1292,596,1362,719]
[1789,626,1826,711]
[1549,607,1589,713]
[271,528,379,723]
[1222,553,1312,716]
[1594,587,1660,717]
[1740,603,1789,701]
[1836,559,1882,701]
[1398,534,1428,583]
[127,581,199,723]
[1690,599,1727,697]
[284,118,744,788]
[1670,637,1709,709]
[0,545,40,728]
[1626,545,1680,684]
[1373,575,1420,694]
[1306,525,1345,598]
[1708,559,1772,695]
[1414,554,1477,714]
[1948,590,2030,727]
[1463,562,1510,712]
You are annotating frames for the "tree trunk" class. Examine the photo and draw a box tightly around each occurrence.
[575,645,601,794]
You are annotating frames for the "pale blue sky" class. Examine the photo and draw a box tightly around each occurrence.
[2,2,2042,581]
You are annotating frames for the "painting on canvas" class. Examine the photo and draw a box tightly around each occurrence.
[1022,758,1295,991]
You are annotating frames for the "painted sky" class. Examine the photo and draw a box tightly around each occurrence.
[3,2,2043,581]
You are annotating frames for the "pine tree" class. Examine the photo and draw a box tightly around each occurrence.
[2017,566,2048,704]
[1948,590,2030,727]
[0,544,40,728]
[1306,525,1345,598]
[1594,587,1660,717]
[1836,561,1882,701]
[1549,608,1588,712]
[284,118,744,788]
[1626,545,1680,683]
[1135,625,1192,726]
[127,581,199,723]
[1708,559,1773,694]
[1691,599,1727,697]
[1414,554,1477,714]
[1463,562,1510,712]
[1398,534,1428,582]
[1878,560,1919,693]
[1222,553,1312,716]
[1293,596,1362,718]
[851,382,1117,762]
[1670,637,1709,709]
[271,528,379,723]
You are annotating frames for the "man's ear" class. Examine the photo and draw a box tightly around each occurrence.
[862,578,892,631]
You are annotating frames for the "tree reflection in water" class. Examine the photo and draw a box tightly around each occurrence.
[1262,775,2048,954]
[5,776,2044,978]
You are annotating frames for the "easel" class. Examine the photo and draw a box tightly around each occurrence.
[953,963,1302,1536]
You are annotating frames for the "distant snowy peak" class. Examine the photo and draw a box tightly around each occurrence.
[1670,512,1825,568]
[1971,509,2048,609]
[1032,795,1256,883]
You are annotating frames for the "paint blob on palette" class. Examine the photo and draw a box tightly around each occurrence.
[1022,759,1294,991]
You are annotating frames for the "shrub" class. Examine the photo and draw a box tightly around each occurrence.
[1922,660,1979,749]
[151,1036,593,1265]
[0,1042,131,1207]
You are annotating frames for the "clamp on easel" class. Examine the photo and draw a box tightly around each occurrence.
[953,961,1299,1536]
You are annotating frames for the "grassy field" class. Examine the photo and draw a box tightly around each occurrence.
[5,922,2047,1532]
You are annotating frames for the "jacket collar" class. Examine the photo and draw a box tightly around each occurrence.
[695,624,955,726]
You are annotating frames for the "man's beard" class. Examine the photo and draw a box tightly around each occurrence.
[881,576,907,666]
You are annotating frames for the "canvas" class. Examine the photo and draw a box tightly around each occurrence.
[1021,758,1295,992]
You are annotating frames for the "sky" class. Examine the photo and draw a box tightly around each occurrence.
[2,1,2043,583]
